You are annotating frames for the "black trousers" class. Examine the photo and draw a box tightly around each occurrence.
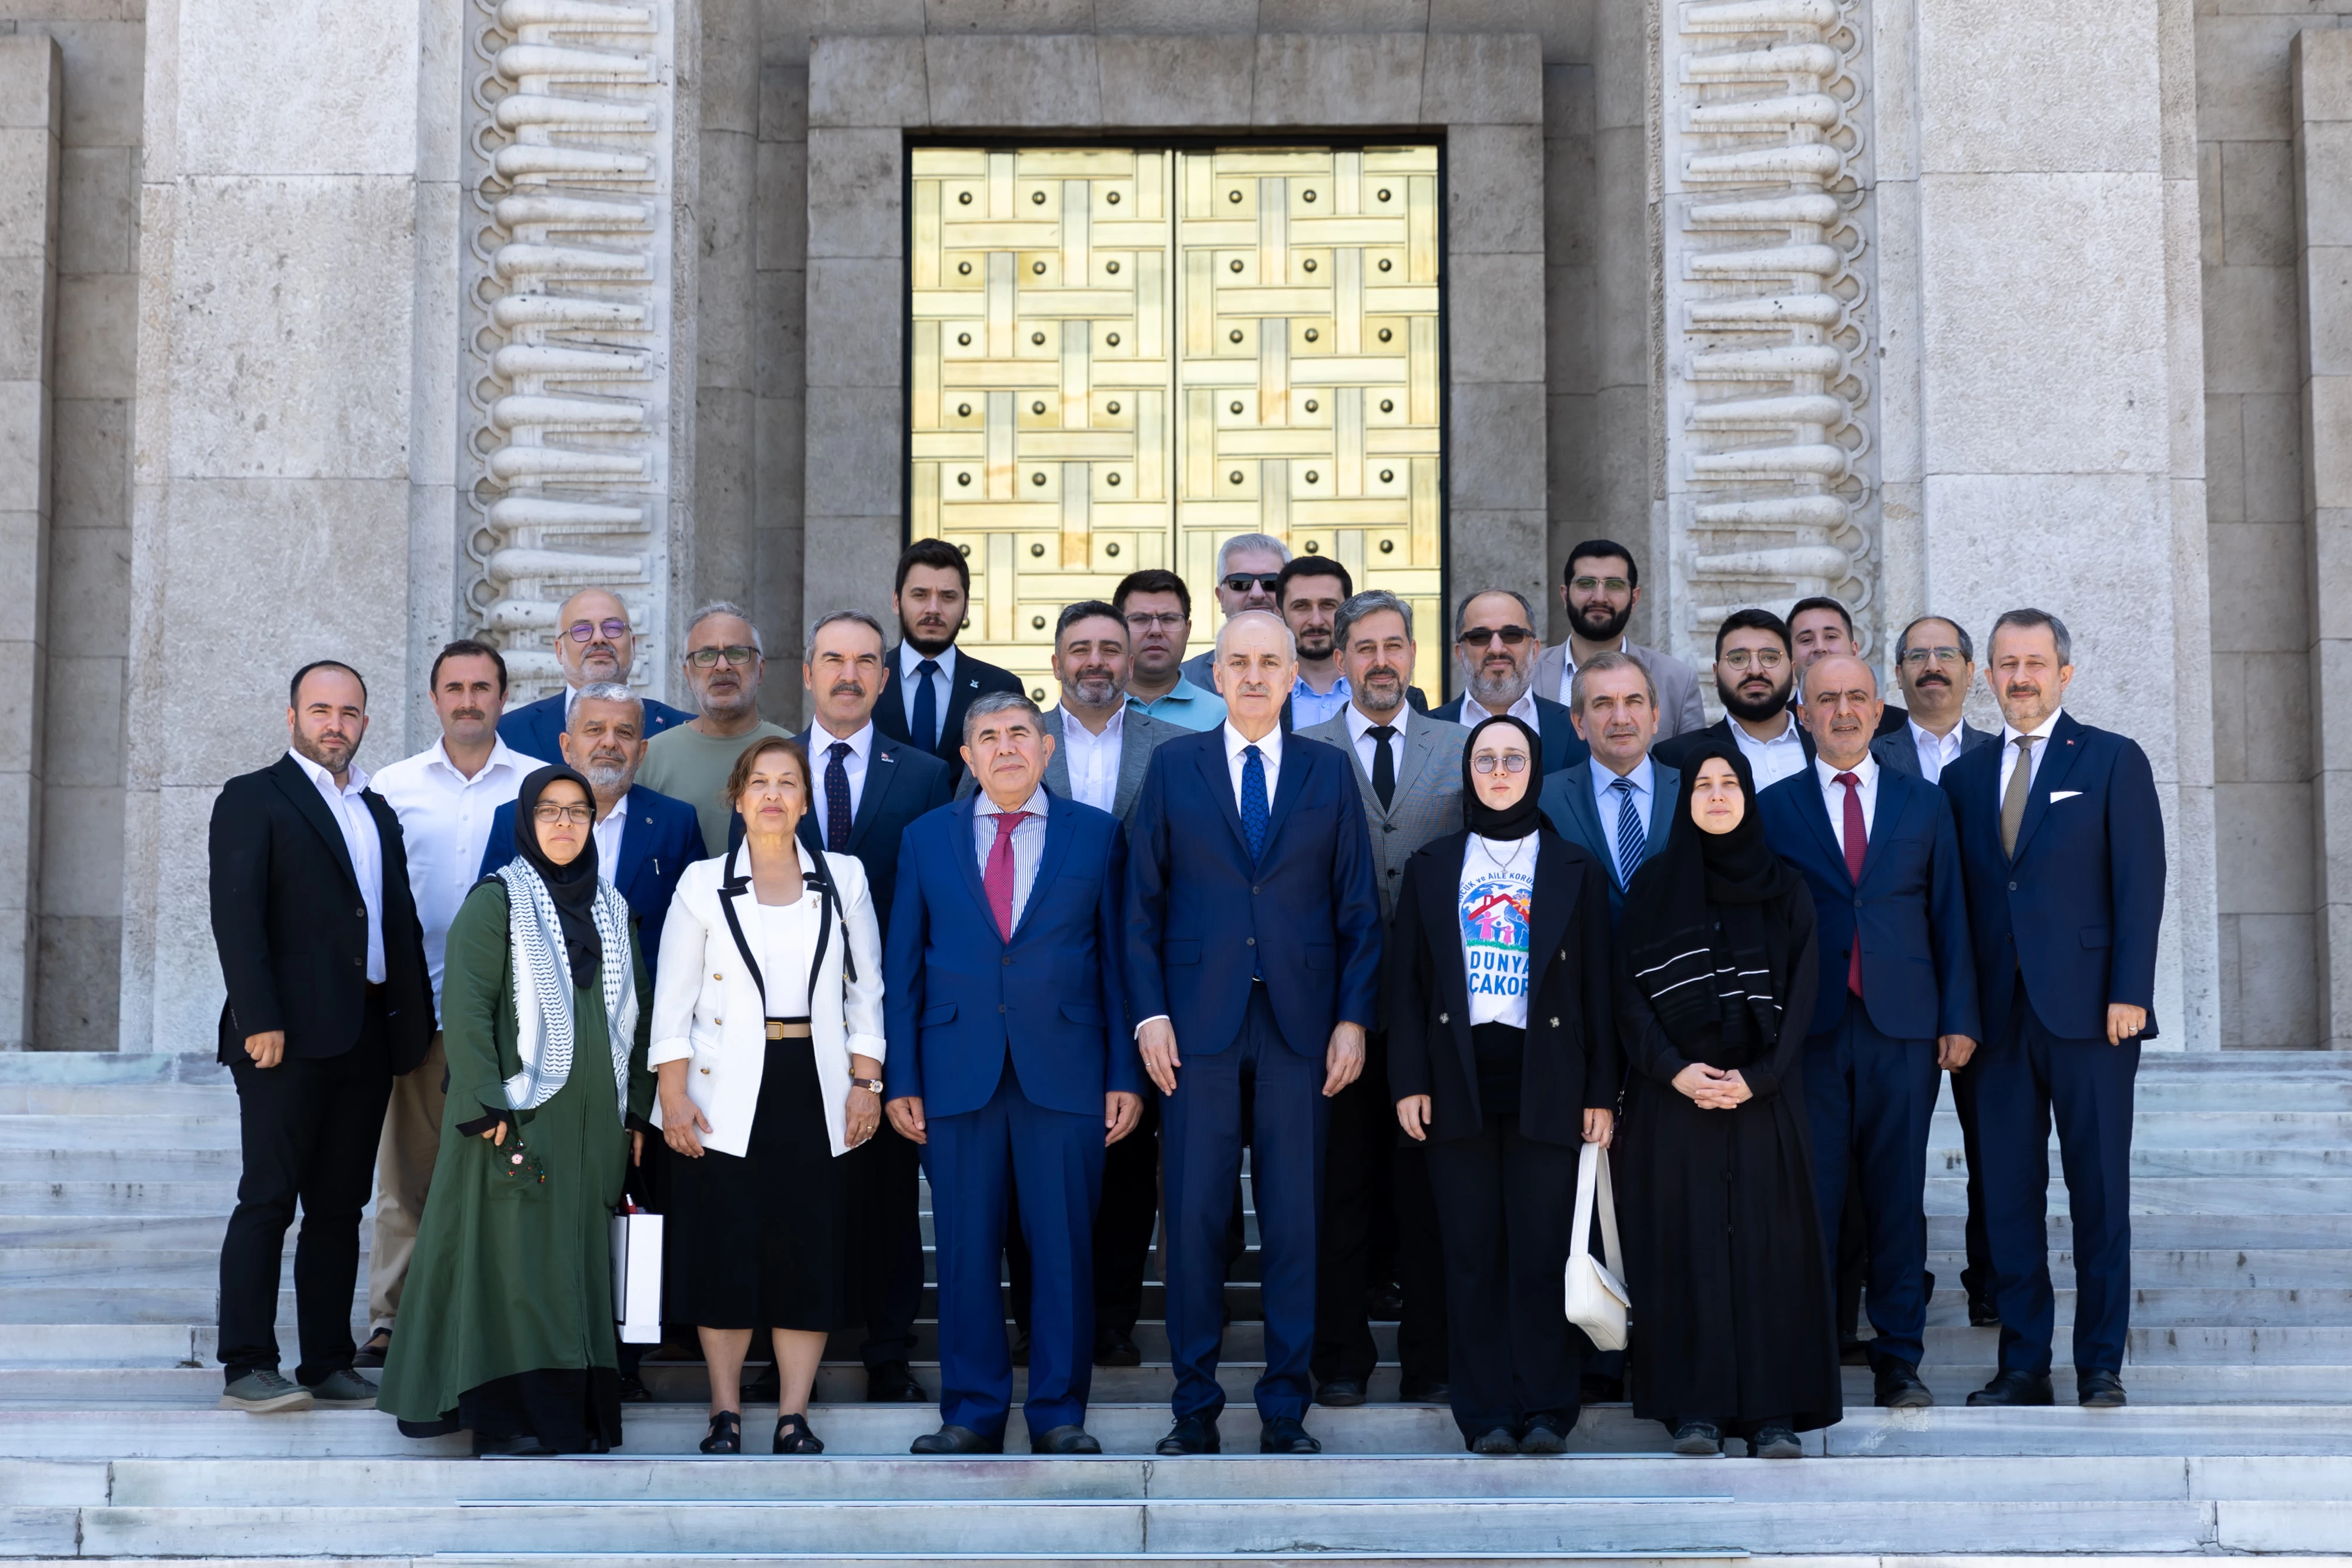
[1422,1113,1583,1439]
[848,1118,927,1369]
[1949,1053,1996,1302]
[1313,1030,1447,1387]
[1011,1091,1161,1338]
[217,997,392,1385]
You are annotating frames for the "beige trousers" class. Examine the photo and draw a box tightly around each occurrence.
[367,1030,447,1332]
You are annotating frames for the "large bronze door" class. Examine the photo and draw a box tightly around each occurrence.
[908,144,1444,701]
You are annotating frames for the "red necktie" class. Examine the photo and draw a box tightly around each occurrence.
[985,810,1030,940]
[1835,771,1866,996]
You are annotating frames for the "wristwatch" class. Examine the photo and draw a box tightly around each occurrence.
[848,1076,885,1095]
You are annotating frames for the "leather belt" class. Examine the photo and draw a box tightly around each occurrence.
[766,1018,813,1040]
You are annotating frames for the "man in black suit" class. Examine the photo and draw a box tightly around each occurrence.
[1429,589,1586,774]
[209,662,434,1413]
[873,539,1024,788]
[799,608,955,1401]
[1790,596,1907,739]
[1654,606,1817,787]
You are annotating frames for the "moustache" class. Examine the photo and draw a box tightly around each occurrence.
[1915,673,1950,687]
[451,707,485,722]
[828,680,865,698]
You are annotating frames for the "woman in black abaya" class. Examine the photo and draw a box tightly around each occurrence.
[1615,740,1840,1458]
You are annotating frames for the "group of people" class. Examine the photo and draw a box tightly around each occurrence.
[206,530,2165,1462]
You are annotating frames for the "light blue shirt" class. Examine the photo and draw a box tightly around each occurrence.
[1589,753,1656,886]
[972,786,1051,929]
[1288,674,1353,730]
[1129,675,1227,733]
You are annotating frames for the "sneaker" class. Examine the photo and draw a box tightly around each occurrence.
[1670,1419,1722,1456]
[307,1368,379,1407]
[220,1368,313,1413]
[1750,1423,1803,1459]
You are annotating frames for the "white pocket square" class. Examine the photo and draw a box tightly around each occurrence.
[2049,790,2082,803]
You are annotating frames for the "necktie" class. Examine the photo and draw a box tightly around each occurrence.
[825,741,853,851]
[1608,775,1645,888]
[911,658,942,752]
[1368,725,1398,810]
[1240,744,1269,862]
[1834,770,1866,997]
[2001,734,2039,859]
[984,810,1029,939]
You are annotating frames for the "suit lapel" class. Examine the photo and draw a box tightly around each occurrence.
[1854,770,1911,885]
[1646,763,1679,851]
[1261,736,1311,852]
[611,794,647,893]
[1389,718,1440,821]
[1793,767,1850,884]
[940,673,982,760]
[949,793,994,929]
[1010,798,1076,942]
[1113,718,1153,821]
[849,741,901,851]
[268,756,360,894]
[1039,710,1072,800]
[873,659,911,746]
[2010,713,2085,864]
[1552,765,1607,867]
[1197,743,1254,860]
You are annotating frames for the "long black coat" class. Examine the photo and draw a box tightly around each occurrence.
[1613,884,1843,1433]
[1388,827,1619,1146]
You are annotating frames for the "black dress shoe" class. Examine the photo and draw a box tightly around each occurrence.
[353,1329,390,1370]
[1156,1413,1220,1455]
[1010,1328,1030,1367]
[910,1423,1001,1455]
[1516,1413,1572,1454]
[1968,1292,2002,1328]
[1259,1414,1321,1454]
[1967,1369,2056,1407]
[867,1362,930,1402]
[1398,1375,1450,1403]
[1094,1327,1142,1367]
[1873,1362,1934,1409]
[1032,1423,1102,1454]
[2077,1370,2128,1408]
[616,1371,652,1404]
[1315,1378,1367,1407]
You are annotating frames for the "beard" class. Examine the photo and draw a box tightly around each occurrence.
[1468,661,1529,712]
[579,756,632,795]
[1356,667,1407,715]
[1717,669,1792,723]
[1294,629,1334,662]
[1063,668,1120,707]
[1572,598,1633,644]
[901,615,957,657]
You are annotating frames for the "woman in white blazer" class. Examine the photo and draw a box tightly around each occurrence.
[649,735,884,1456]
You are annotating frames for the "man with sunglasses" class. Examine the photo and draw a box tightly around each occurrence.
[1429,590,1586,774]
[636,601,793,853]
[1178,533,1291,693]
[1532,541,1706,740]
[496,586,692,765]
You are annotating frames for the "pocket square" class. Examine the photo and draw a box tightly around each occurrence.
[2049,790,2082,803]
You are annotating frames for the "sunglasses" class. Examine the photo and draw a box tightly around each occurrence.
[1222,573,1283,593]
[1458,625,1534,647]
[566,618,630,642]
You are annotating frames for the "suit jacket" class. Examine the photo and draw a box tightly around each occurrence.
[1387,827,1620,1145]
[497,689,691,765]
[1123,730,1384,1058]
[793,727,954,939]
[478,784,706,985]
[952,704,1186,827]
[883,794,1140,1119]
[1871,718,1996,780]
[874,644,1025,786]
[1534,637,1707,740]
[1653,714,1817,775]
[208,754,435,1071]
[1759,764,1981,1042]
[1296,709,1468,928]
[1430,691,1588,775]
[1940,710,2166,1042]
[1536,757,1681,922]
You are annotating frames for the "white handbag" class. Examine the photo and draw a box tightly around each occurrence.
[610,1206,665,1345]
[1564,1140,1630,1351]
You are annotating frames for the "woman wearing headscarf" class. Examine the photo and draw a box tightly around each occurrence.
[378,764,655,1455]
[1615,740,1840,1458]
[1388,715,1620,1455]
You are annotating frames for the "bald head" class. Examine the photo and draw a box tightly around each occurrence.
[555,586,635,688]
[1214,610,1296,739]
[1799,653,1882,768]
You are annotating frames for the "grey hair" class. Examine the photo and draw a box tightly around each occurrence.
[805,608,888,656]
[685,599,761,654]
[1569,649,1656,713]
[962,689,1042,743]
[1451,587,1537,642]
[1334,589,1413,649]
[566,680,646,730]
[1216,532,1293,576]
[1989,607,2071,666]
[1897,613,1975,666]
[1214,609,1297,660]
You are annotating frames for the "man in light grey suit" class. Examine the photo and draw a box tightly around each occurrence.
[1538,650,1680,922]
[1532,539,1706,740]
[1300,589,1466,1409]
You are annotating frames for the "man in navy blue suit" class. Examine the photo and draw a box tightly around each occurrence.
[1125,611,1384,1456]
[873,539,1025,789]
[1941,610,2163,1410]
[884,693,1141,1456]
[1760,654,1979,1409]
[1539,650,1680,922]
[495,586,690,763]
[1430,589,1586,774]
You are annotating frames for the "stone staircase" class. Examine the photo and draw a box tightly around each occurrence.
[2,1049,2351,1563]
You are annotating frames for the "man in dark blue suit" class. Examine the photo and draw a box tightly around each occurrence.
[1430,589,1587,774]
[494,587,690,763]
[884,693,1141,1456]
[1126,611,1384,1455]
[1760,655,1979,1409]
[1539,650,1680,922]
[1941,609,2163,1411]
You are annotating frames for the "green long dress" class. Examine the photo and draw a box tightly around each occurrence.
[378,879,654,1449]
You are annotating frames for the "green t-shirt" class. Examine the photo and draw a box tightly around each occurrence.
[637,719,794,855]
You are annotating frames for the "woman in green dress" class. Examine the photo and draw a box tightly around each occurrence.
[379,764,654,1455]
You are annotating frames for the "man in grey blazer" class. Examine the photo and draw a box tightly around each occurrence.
[1538,650,1680,922]
[1532,539,1706,740]
[1300,589,1467,1409]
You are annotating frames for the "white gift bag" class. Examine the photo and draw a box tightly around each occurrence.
[611,1207,665,1345]
[1564,1140,1630,1352]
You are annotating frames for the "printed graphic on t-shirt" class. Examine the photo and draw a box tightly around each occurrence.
[1460,872,1533,999]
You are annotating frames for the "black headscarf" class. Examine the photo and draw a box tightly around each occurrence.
[1461,714,1545,841]
[512,763,603,979]
[1619,739,1804,1063]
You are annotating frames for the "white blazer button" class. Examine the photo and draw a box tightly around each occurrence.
[699,1066,710,1075]
[713,973,723,980]
[713,1017,722,1025]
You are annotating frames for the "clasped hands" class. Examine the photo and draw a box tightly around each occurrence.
[1136,1016,1365,1100]
[1672,1061,1752,1109]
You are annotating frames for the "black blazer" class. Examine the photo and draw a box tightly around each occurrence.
[1653,714,1817,774]
[1387,826,1619,1146]
[790,728,954,939]
[208,754,434,1072]
[873,645,1025,786]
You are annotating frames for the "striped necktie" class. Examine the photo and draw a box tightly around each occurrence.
[1608,775,1645,888]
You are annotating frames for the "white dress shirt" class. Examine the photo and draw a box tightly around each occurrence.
[810,720,876,848]
[289,749,387,985]
[1555,637,1628,708]
[592,788,632,878]
[1814,753,1879,857]
[1058,704,1125,815]
[1998,707,2064,799]
[972,786,1051,929]
[1288,673,1353,730]
[1590,753,1655,885]
[1462,686,1545,733]
[370,737,532,1007]
[1910,718,1967,785]
[899,642,959,744]
[1734,712,1811,791]
[1344,700,1413,784]
[1223,720,1283,810]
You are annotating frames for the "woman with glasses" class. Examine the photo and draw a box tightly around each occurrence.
[1615,741,1840,1458]
[379,764,655,1455]
[647,736,885,1455]
[1388,715,1620,1454]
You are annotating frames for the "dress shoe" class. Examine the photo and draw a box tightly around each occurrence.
[1155,1413,1220,1455]
[1032,1424,1102,1455]
[1010,1327,1030,1367]
[1398,1375,1450,1403]
[219,1368,313,1413]
[1873,1362,1934,1410]
[1093,1327,1142,1367]
[1967,1369,2055,1407]
[353,1329,391,1369]
[474,1432,556,1457]
[616,1371,652,1404]
[910,1423,1002,1455]
[867,1362,930,1402]
[1516,1413,1572,1454]
[1315,1378,1367,1407]
[1581,1372,1626,1403]
[1968,1291,2001,1328]
[1750,1423,1803,1459]
[1467,1427,1517,1454]
[307,1368,379,1407]
[1670,1419,1722,1456]
[2077,1370,2128,1408]
[1259,1415,1321,1454]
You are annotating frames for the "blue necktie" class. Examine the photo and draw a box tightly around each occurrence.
[1609,774,1645,888]
[910,658,941,752]
[1241,744,1269,862]
[825,741,853,850]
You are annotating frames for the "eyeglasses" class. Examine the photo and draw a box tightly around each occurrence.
[1471,753,1531,775]
[1125,612,1188,630]
[686,645,759,667]
[1458,625,1534,647]
[1222,573,1282,593]
[1720,648,1786,671]
[1898,646,1967,667]
[566,618,630,642]
[532,804,595,825]
[1569,576,1632,595]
